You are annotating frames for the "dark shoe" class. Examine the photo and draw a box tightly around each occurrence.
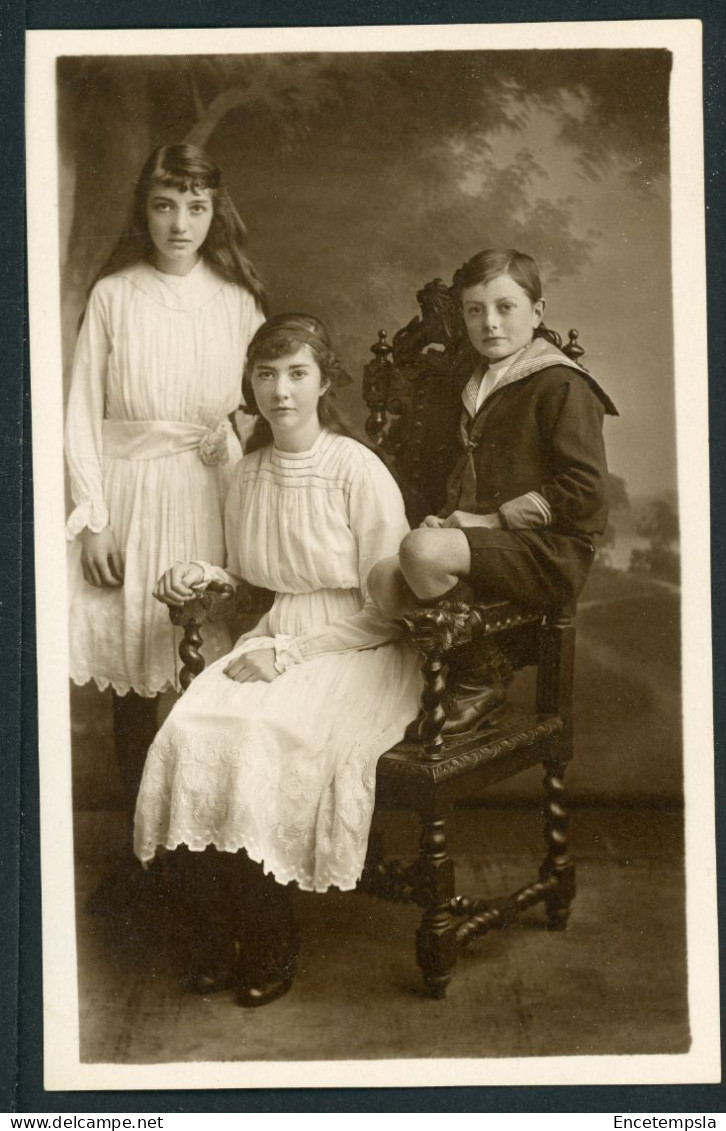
[405,641,514,742]
[184,963,235,995]
[404,681,507,742]
[236,966,295,1008]
[184,923,238,995]
[441,643,514,737]
[234,920,298,1008]
[438,678,508,737]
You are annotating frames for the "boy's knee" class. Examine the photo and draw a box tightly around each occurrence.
[399,526,473,599]
[399,528,441,587]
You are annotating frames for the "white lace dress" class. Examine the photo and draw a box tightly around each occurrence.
[65,259,264,697]
[133,430,423,892]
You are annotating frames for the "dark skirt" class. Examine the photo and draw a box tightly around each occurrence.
[462,527,595,611]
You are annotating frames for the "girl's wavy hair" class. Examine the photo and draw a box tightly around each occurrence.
[86,143,266,309]
[451,248,562,350]
[241,314,355,454]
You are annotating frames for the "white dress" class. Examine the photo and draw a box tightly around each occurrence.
[65,259,264,697]
[134,430,423,892]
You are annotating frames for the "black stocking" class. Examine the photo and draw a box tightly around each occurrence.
[112,690,160,814]
[176,847,298,982]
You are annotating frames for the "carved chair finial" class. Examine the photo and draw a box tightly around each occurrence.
[363,330,395,447]
[372,329,392,359]
[564,328,586,368]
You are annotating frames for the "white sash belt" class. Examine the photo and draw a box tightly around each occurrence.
[102,420,228,461]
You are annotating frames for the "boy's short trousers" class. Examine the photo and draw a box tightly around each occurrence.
[462,527,595,611]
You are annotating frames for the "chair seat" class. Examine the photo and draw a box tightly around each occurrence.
[376,710,567,808]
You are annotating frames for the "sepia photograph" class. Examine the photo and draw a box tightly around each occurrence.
[25,21,718,1091]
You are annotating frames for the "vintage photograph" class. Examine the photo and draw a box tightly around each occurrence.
[26,22,718,1090]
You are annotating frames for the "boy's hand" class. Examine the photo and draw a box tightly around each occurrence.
[80,527,124,588]
[153,562,205,607]
[224,648,278,684]
[442,511,502,530]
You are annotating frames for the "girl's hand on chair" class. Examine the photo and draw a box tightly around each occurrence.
[153,562,205,607]
[80,527,124,588]
[224,648,278,684]
[442,511,502,530]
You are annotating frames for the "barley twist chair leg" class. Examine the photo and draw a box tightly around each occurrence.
[178,620,205,690]
[415,809,457,998]
[540,757,576,930]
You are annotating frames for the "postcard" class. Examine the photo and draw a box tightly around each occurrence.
[25,20,719,1092]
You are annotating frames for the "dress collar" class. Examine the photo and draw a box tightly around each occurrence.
[271,427,332,466]
[115,258,226,311]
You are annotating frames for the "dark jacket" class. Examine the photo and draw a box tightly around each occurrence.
[444,341,617,540]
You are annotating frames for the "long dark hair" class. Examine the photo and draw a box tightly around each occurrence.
[87,144,266,308]
[241,314,355,454]
[451,248,562,350]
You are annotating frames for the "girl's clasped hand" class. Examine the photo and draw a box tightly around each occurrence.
[223,649,278,684]
[152,558,279,685]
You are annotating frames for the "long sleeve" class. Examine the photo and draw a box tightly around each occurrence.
[498,490,552,529]
[192,469,246,588]
[536,378,609,532]
[279,454,410,664]
[64,285,112,539]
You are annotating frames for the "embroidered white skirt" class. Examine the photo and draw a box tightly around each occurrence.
[134,588,422,892]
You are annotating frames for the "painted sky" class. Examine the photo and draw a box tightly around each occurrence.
[58,49,674,499]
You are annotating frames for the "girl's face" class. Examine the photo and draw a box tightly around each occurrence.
[461,274,544,363]
[146,184,214,275]
[251,346,330,451]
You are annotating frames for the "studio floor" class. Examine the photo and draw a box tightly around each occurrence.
[73,802,689,1066]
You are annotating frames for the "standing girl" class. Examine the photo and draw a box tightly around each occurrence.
[370,248,618,737]
[65,144,266,812]
[134,314,422,1006]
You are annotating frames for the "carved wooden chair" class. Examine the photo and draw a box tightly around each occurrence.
[171,280,585,999]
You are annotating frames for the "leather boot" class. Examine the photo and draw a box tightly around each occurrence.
[442,641,514,736]
[437,662,508,737]
[405,642,513,742]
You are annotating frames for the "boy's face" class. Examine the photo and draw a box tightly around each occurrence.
[461,274,544,363]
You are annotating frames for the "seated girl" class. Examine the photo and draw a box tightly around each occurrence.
[370,248,618,738]
[134,314,422,1007]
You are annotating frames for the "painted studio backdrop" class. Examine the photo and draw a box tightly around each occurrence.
[59,49,679,810]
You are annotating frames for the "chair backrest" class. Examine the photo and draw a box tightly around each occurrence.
[362,278,585,528]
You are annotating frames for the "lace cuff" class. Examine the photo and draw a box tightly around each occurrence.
[188,560,233,591]
[272,635,306,674]
[65,499,109,541]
